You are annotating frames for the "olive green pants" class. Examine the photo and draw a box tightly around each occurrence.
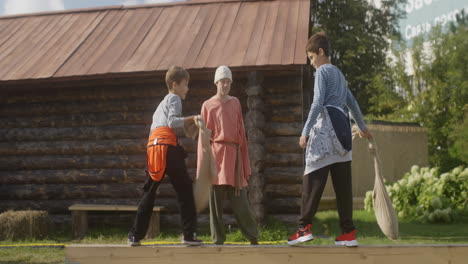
[209,185,258,245]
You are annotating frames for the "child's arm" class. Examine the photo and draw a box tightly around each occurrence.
[346,89,372,139]
[300,67,327,148]
[167,94,197,128]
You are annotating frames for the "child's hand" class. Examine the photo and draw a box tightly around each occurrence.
[299,136,308,149]
[360,128,373,139]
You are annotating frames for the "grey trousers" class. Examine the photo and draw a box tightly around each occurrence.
[209,185,258,245]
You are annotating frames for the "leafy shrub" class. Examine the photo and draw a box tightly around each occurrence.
[365,165,468,223]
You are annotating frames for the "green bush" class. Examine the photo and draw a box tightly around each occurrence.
[365,165,468,223]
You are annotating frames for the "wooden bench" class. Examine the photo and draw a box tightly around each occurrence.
[69,204,164,239]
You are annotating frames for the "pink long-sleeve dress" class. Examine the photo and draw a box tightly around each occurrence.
[197,96,251,188]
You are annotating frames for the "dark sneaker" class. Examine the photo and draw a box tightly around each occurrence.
[127,235,141,247]
[250,238,259,245]
[287,224,313,245]
[182,232,204,246]
[335,230,358,247]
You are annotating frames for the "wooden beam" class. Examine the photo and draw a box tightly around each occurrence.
[65,244,468,264]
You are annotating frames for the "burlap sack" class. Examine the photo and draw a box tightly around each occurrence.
[185,117,217,213]
[369,139,399,240]
[353,127,399,240]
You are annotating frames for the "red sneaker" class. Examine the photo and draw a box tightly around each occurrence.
[287,224,313,245]
[335,230,358,247]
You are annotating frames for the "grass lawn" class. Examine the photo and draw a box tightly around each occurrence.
[1,210,467,264]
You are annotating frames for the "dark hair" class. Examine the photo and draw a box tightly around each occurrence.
[306,32,331,56]
[165,66,190,90]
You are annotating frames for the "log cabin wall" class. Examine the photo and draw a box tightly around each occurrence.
[0,69,306,226]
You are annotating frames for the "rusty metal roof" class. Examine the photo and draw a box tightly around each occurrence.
[0,0,310,82]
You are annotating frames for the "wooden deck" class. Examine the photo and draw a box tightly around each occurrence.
[65,244,468,264]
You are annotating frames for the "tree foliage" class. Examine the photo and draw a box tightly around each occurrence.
[392,14,468,171]
[310,0,407,115]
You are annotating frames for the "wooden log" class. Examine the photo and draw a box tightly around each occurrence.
[264,94,301,106]
[265,136,302,153]
[269,214,300,224]
[264,197,301,213]
[264,184,302,198]
[0,153,199,170]
[264,153,303,167]
[263,167,303,184]
[178,138,197,153]
[0,97,209,117]
[2,79,218,104]
[246,95,264,111]
[0,111,152,128]
[0,155,146,170]
[0,198,180,214]
[245,110,265,129]
[0,125,148,141]
[0,197,244,215]
[264,122,302,136]
[247,128,265,144]
[269,106,302,122]
[0,169,147,184]
[263,76,301,94]
[0,183,181,200]
[0,139,145,155]
[0,98,157,117]
[247,144,265,166]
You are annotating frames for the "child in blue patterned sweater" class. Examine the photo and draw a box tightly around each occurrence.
[287,32,372,247]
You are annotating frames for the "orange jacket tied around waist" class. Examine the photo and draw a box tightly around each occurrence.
[146,126,177,182]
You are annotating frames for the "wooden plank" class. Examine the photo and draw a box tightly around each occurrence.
[224,1,259,67]
[191,4,230,68]
[268,0,290,65]
[0,168,147,184]
[0,155,145,170]
[71,211,87,239]
[255,0,280,66]
[294,0,310,64]
[122,6,183,72]
[0,139,145,155]
[0,15,66,80]
[0,16,48,70]
[0,125,148,141]
[204,2,241,68]
[146,211,161,238]
[151,5,201,70]
[170,4,218,68]
[281,0,300,65]
[109,8,164,73]
[0,111,151,128]
[65,244,468,264]
[86,8,158,75]
[182,3,221,69]
[54,11,121,77]
[0,18,27,50]
[242,1,269,66]
[28,12,106,79]
[69,204,164,211]
[9,14,83,79]
[67,10,131,76]
[0,18,14,34]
